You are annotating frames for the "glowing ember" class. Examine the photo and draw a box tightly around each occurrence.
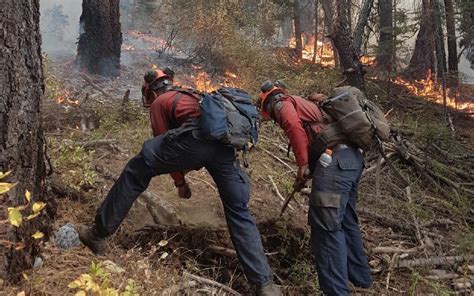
[360,56,376,66]
[392,70,473,113]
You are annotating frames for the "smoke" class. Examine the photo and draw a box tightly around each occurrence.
[40,0,82,58]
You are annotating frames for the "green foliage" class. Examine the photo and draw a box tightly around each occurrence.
[457,233,474,255]
[69,262,140,296]
[50,140,97,191]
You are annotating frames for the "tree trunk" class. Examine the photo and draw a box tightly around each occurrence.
[294,0,303,60]
[353,0,374,54]
[328,0,365,89]
[433,0,447,80]
[408,0,436,79]
[312,0,319,63]
[77,0,122,77]
[444,0,458,86]
[322,0,340,67]
[377,0,394,73]
[0,0,52,282]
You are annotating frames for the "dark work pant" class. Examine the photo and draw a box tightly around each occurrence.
[308,147,372,295]
[94,131,273,285]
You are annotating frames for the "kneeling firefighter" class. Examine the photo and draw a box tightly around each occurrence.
[258,81,372,295]
[78,68,282,295]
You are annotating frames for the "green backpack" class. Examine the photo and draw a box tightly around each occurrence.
[312,86,390,154]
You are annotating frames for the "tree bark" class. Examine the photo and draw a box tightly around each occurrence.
[328,0,365,89]
[377,0,394,73]
[444,0,458,85]
[77,0,122,77]
[353,0,374,54]
[0,0,52,282]
[408,0,436,79]
[433,0,447,79]
[294,0,303,60]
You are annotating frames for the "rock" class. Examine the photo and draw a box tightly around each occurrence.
[33,257,43,269]
[468,265,474,274]
[54,223,81,249]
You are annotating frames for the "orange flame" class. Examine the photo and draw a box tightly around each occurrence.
[288,36,335,66]
[55,90,80,106]
[392,70,473,113]
[192,70,240,92]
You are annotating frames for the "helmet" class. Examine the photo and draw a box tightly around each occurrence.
[258,80,286,120]
[142,67,174,107]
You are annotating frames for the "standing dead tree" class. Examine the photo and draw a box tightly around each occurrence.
[77,0,122,77]
[444,0,458,86]
[353,0,375,55]
[0,0,53,282]
[294,0,303,60]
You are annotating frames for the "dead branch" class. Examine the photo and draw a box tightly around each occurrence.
[396,255,474,269]
[80,73,114,100]
[79,139,125,153]
[187,175,217,192]
[268,175,295,211]
[183,272,241,296]
[208,245,237,257]
[372,246,422,254]
[259,147,296,174]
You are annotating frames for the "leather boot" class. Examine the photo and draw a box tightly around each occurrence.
[77,225,107,255]
[255,282,283,296]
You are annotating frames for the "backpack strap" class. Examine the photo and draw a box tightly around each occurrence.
[170,88,202,122]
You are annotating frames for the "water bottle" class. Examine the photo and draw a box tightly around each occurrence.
[319,149,333,168]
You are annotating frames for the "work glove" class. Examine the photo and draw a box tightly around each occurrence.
[177,182,192,199]
[293,165,309,192]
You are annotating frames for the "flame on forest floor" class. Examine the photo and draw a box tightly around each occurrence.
[55,90,80,106]
[192,70,239,92]
[390,70,473,113]
[288,37,335,66]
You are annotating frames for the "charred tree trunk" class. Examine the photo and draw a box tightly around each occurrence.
[77,0,122,77]
[408,0,436,79]
[353,0,374,54]
[0,0,52,282]
[444,0,458,86]
[294,0,303,60]
[377,0,394,73]
[328,0,365,89]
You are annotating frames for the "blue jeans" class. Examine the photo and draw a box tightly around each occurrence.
[95,131,273,285]
[308,147,372,295]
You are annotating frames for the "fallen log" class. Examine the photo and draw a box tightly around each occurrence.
[358,207,414,234]
[396,255,474,269]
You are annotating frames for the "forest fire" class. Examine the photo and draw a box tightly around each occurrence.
[392,71,473,113]
[288,37,335,66]
[192,70,239,92]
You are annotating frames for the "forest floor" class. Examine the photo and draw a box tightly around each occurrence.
[3,30,474,296]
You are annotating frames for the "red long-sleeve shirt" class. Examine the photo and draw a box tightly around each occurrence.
[149,90,200,186]
[272,95,326,167]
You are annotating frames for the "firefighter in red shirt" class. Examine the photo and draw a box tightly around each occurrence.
[258,81,372,296]
[78,69,282,296]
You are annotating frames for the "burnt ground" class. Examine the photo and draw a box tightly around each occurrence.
[3,30,473,295]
